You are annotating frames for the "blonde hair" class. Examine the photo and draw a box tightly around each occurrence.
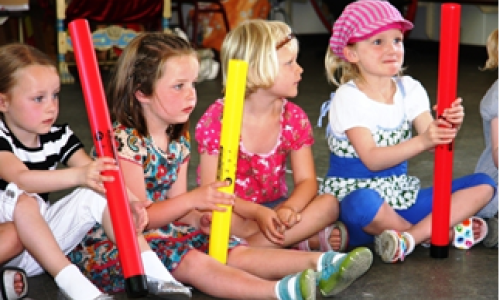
[482,29,498,70]
[220,19,297,95]
[324,46,361,86]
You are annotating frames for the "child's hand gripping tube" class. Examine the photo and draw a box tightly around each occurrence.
[68,19,148,297]
[209,59,248,264]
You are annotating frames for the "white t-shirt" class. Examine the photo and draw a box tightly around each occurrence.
[329,76,430,138]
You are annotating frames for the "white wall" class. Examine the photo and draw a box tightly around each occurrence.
[283,1,498,46]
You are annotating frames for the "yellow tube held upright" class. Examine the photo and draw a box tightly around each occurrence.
[208,59,248,264]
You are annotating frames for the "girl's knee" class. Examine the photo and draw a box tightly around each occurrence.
[316,193,340,210]
[479,184,496,205]
[470,173,496,207]
[176,249,209,274]
[341,190,383,216]
[15,193,39,212]
[340,189,385,231]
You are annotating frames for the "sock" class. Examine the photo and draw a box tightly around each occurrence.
[275,273,302,300]
[316,251,346,272]
[54,264,102,300]
[316,253,325,272]
[141,251,180,284]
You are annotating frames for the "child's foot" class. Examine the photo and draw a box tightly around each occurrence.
[453,217,488,249]
[147,277,192,300]
[420,218,489,248]
[276,269,316,300]
[55,265,113,300]
[298,221,349,252]
[374,230,415,263]
[141,250,191,299]
[12,271,24,297]
[317,247,373,296]
[1,267,28,299]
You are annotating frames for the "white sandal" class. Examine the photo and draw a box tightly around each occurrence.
[0,267,28,300]
[297,221,349,252]
[453,217,488,249]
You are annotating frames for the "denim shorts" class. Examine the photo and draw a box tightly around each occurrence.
[261,196,288,209]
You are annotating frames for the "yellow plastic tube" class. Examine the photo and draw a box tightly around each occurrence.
[208,59,248,264]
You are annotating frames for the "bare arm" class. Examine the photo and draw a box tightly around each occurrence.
[347,109,459,171]
[199,151,264,220]
[120,158,194,229]
[346,120,429,171]
[121,157,234,230]
[491,117,498,168]
[165,160,204,226]
[286,146,318,212]
[0,148,115,194]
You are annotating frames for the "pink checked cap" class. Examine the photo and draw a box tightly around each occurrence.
[330,0,414,61]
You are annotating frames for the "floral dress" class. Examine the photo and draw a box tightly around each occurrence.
[67,123,242,293]
[195,99,314,204]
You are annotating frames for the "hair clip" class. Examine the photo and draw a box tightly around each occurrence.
[276,33,296,50]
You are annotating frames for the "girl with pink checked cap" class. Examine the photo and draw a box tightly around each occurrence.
[317,0,495,263]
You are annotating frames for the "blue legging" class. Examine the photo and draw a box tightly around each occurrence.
[339,173,496,247]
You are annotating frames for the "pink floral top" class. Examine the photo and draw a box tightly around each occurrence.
[195,99,314,204]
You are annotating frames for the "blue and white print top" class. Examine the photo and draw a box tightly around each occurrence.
[318,76,430,209]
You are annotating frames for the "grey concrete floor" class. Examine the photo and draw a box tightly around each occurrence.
[24,36,498,299]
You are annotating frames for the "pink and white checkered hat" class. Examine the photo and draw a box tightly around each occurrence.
[330,0,414,61]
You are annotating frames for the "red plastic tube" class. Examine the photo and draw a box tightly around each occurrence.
[68,19,148,296]
[430,4,461,259]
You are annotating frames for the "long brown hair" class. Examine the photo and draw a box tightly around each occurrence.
[107,32,196,140]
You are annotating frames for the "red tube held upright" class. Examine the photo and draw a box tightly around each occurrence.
[430,3,461,259]
[68,19,148,296]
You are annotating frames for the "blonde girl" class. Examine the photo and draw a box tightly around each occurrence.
[318,0,495,263]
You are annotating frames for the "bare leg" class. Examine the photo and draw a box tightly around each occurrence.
[11,192,105,300]
[295,194,341,250]
[13,194,71,276]
[229,213,261,238]
[172,250,279,300]
[375,185,493,263]
[0,224,24,299]
[100,205,188,294]
[406,184,492,244]
[246,194,339,249]
[363,202,413,235]
[365,185,492,244]
[227,246,320,279]
[0,222,23,264]
[100,206,161,253]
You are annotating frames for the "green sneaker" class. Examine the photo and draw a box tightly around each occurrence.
[277,268,316,300]
[318,247,373,297]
